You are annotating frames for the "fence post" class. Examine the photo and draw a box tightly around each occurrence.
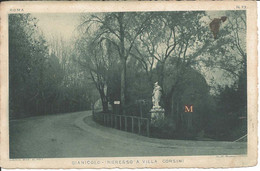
[115,115,117,129]
[138,118,141,134]
[146,119,150,137]
[110,114,113,127]
[106,115,108,126]
[119,116,122,130]
[125,116,127,131]
[140,103,143,118]
[131,117,134,133]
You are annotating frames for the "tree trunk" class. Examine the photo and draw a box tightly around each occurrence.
[164,95,172,117]
[118,12,126,115]
[102,99,109,113]
[163,84,174,117]
[99,89,109,113]
[120,57,126,114]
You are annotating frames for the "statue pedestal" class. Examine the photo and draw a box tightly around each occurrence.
[150,107,165,125]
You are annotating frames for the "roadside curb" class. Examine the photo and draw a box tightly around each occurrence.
[73,111,247,151]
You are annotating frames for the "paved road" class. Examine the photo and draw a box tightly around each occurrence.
[10,111,247,158]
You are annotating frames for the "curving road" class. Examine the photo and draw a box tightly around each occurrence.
[10,111,247,158]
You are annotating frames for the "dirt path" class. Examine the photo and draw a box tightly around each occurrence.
[9,111,246,158]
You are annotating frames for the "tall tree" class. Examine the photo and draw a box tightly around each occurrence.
[131,12,210,115]
[79,12,154,113]
[202,11,246,84]
[76,34,110,112]
[9,14,50,117]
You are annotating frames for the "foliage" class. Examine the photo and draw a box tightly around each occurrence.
[9,14,93,118]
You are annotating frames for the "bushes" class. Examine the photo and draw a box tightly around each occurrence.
[150,119,176,139]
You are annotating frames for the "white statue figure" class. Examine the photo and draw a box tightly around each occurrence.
[152,82,162,108]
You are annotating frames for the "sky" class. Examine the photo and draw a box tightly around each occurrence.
[32,13,82,41]
[32,11,228,42]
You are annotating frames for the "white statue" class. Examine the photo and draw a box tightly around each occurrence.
[151,82,165,124]
[152,82,162,108]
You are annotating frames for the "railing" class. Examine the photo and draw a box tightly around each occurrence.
[92,100,151,137]
[233,134,247,142]
[93,112,150,137]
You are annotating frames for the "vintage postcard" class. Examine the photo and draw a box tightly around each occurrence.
[0,1,258,169]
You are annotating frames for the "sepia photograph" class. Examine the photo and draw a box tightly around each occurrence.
[0,1,257,168]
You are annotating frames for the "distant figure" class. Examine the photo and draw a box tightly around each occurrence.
[152,82,162,108]
[209,16,227,39]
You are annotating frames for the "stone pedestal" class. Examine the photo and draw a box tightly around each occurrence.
[150,107,165,125]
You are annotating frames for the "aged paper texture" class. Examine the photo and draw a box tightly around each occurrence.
[0,1,258,168]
